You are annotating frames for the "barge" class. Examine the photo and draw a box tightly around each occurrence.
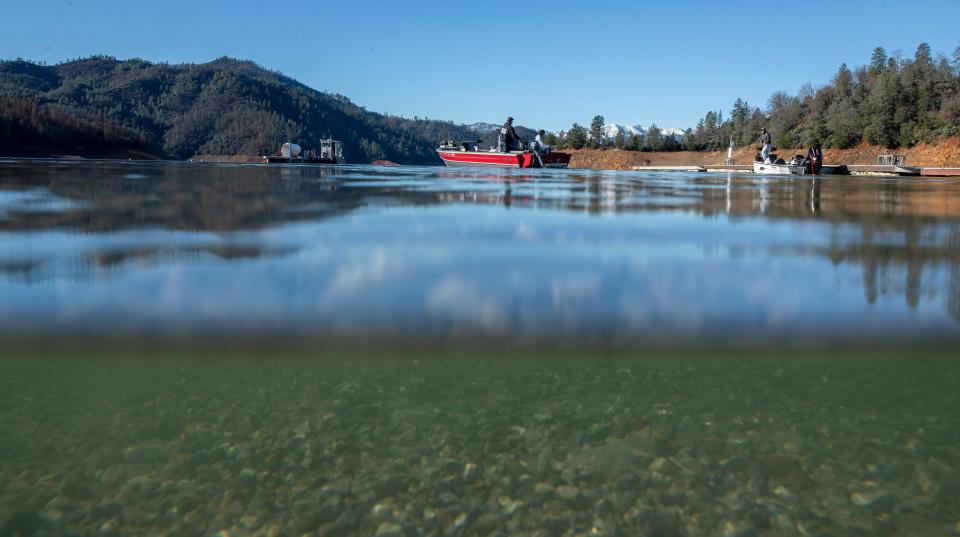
[265,140,344,164]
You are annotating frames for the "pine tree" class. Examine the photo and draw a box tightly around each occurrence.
[566,123,587,149]
[865,72,899,148]
[915,42,933,69]
[589,115,605,147]
[646,124,663,151]
[870,47,887,74]
[682,129,694,151]
[730,98,750,146]
[614,131,625,149]
[835,63,853,100]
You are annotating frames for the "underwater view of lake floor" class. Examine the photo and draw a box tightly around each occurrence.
[1,160,960,536]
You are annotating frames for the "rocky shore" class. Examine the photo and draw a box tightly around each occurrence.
[2,347,959,536]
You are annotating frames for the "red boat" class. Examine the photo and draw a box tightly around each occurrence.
[436,140,571,169]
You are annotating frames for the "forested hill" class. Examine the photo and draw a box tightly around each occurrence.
[682,43,960,152]
[0,56,526,163]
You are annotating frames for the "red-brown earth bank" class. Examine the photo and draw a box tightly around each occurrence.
[565,137,960,170]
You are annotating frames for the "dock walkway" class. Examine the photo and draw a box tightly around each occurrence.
[631,164,960,177]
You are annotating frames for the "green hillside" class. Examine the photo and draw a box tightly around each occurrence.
[0,56,524,163]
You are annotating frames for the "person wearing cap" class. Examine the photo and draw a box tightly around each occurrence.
[500,116,520,152]
[759,127,772,163]
[532,129,551,154]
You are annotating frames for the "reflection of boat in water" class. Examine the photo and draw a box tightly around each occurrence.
[437,140,571,169]
[753,150,848,176]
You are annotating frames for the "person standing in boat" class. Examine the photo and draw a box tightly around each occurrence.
[501,117,520,152]
[532,129,551,154]
[759,127,772,163]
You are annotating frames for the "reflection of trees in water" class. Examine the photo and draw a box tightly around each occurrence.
[441,174,960,323]
[0,162,448,280]
[697,175,960,323]
[830,219,960,322]
[949,225,960,321]
[0,162,367,233]
[5,163,960,321]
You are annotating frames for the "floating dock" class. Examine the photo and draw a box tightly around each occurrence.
[920,167,960,177]
[631,164,960,177]
[264,155,341,164]
[631,165,751,173]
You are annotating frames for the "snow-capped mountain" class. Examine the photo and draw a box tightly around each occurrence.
[661,127,687,139]
[600,123,686,141]
[465,122,500,134]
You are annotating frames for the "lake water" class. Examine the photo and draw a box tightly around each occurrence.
[1,160,959,536]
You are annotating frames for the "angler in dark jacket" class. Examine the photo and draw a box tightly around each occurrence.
[501,117,520,152]
[759,127,772,162]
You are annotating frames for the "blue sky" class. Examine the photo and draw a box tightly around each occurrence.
[2,0,958,131]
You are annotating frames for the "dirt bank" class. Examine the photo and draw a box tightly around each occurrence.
[189,155,267,163]
[566,137,960,170]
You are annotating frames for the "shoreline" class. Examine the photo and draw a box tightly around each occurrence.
[563,137,960,171]
[5,136,960,173]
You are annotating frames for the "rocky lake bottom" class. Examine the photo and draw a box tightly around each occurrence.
[2,345,958,537]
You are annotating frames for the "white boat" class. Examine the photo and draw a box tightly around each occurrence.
[753,150,849,175]
[753,161,849,175]
[753,161,805,175]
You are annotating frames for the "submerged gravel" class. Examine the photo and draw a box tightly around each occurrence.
[1,348,959,536]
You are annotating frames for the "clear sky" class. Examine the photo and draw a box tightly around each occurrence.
[2,0,958,131]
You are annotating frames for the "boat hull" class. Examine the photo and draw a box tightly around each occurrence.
[894,165,921,176]
[437,149,570,169]
[754,161,849,176]
[753,161,805,175]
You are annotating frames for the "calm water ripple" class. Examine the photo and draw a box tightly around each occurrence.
[0,159,959,343]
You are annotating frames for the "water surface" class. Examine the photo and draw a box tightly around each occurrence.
[1,160,958,344]
[2,160,959,536]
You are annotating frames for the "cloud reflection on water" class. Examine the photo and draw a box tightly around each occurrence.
[0,160,959,343]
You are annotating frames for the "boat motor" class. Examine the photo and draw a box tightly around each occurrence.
[806,147,823,174]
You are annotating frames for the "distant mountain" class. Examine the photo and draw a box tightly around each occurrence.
[0,56,532,163]
[661,127,687,140]
[464,122,500,134]
[601,123,686,141]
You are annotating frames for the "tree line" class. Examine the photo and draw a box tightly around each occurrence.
[0,95,153,156]
[689,42,960,151]
[548,42,960,153]
[544,115,684,152]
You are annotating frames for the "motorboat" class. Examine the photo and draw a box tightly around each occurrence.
[753,160,805,175]
[436,140,570,169]
[753,150,848,176]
